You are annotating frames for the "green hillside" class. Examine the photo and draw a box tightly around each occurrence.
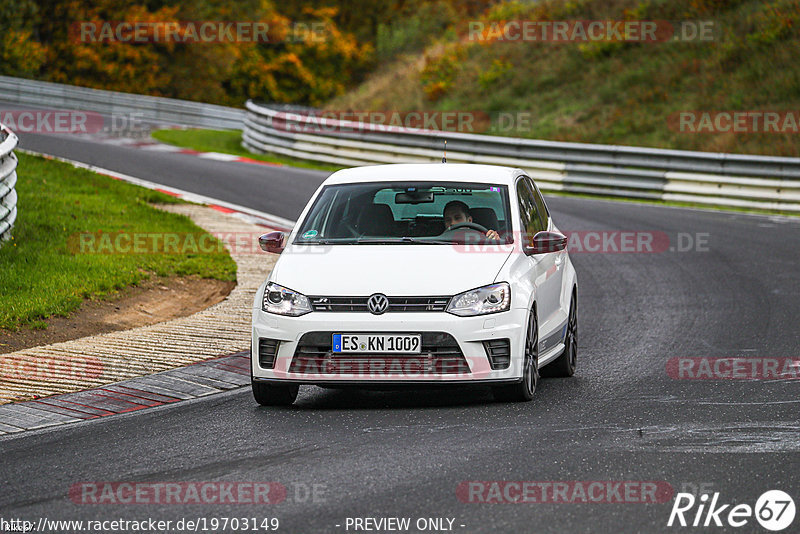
[328,0,800,157]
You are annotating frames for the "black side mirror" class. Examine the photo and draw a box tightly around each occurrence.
[259,231,285,254]
[523,231,568,256]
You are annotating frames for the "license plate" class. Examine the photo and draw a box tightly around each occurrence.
[332,334,422,354]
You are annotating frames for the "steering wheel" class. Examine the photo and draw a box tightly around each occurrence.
[442,221,489,235]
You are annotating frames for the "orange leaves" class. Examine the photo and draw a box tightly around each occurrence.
[227,5,373,106]
[0,30,47,77]
[11,0,372,106]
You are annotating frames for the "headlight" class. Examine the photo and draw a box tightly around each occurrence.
[446,282,511,316]
[262,282,312,316]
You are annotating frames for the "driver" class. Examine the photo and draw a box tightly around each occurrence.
[443,201,500,240]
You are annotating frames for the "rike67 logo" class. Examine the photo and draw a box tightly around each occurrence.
[668,490,795,531]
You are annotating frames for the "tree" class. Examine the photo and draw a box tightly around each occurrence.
[0,0,46,77]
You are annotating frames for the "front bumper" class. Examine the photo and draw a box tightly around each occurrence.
[251,308,528,383]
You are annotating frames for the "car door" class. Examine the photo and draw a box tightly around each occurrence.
[516,176,562,339]
[528,175,567,327]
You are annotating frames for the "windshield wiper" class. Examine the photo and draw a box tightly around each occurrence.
[301,237,469,245]
[355,237,443,244]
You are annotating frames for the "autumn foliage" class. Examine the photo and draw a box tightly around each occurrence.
[0,0,383,106]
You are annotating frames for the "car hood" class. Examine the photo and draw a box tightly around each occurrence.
[270,244,514,296]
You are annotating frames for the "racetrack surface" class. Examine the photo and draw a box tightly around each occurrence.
[2,123,799,533]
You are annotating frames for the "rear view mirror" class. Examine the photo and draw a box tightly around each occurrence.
[395,191,434,204]
[259,231,285,254]
[523,231,568,255]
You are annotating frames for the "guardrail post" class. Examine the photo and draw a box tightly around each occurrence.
[0,123,19,245]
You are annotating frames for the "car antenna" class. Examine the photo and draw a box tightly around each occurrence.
[442,140,447,163]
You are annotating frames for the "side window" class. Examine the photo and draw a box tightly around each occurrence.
[516,177,545,237]
[516,178,537,238]
[525,177,549,231]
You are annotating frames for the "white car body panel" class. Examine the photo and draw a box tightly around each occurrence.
[251,163,577,384]
[271,245,514,296]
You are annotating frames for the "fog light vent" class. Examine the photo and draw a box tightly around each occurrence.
[258,338,280,369]
[483,339,511,370]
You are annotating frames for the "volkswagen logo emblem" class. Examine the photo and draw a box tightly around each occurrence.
[367,293,389,315]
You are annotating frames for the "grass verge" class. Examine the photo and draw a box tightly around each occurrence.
[0,153,237,330]
[150,128,342,173]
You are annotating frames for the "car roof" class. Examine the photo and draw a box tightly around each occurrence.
[323,163,524,186]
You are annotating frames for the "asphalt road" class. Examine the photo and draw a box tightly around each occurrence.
[2,125,799,534]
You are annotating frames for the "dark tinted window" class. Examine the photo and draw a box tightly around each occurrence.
[516,177,546,236]
[525,176,549,231]
[295,181,512,243]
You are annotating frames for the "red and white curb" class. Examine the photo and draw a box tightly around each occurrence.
[16,148,296,232]
[106,137,285,166]
[0,351,251,434]
[0,151,297,436]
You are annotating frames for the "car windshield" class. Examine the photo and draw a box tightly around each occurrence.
[294,181,512,244]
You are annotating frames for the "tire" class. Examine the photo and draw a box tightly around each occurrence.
[252,380,299,406]
[541,292,577,378]
[492,307,539,402]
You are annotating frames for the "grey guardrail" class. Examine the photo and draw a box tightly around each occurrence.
[0,76,245,130]
[243,100,800,212]
[0,123,19,243]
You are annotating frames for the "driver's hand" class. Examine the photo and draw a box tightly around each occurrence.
[486,230,500,240]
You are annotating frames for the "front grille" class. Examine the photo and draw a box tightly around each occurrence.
[258,338,280,369]
[483,339,511,370]
[289,332,469,375]
[309,296,451,312]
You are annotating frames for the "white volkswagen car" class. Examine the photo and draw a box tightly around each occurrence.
[251,164,578,405]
